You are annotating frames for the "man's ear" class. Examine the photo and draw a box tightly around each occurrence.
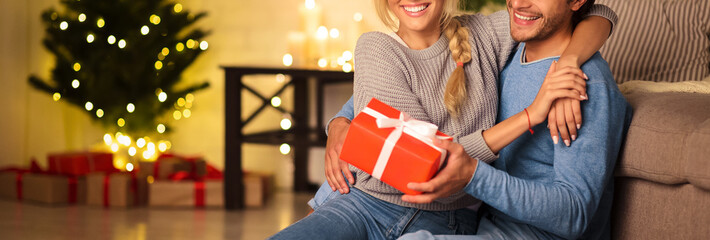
[569,0,587,11]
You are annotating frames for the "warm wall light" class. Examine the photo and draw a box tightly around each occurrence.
[283,54,293,67]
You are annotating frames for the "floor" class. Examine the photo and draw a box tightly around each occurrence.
[0,191,312,240]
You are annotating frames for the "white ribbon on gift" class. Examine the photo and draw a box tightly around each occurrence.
[361,107,447,179]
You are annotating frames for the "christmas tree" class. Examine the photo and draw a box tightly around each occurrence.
[29,0,210,138]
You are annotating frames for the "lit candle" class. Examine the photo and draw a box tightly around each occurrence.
[299,0,323,68]
[287,32,306,67]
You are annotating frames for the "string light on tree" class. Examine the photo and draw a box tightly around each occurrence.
[158,92,167,102]
[128,147,137,156]
[157,124,166,133]
[186,93,194,102]
[176,42,184,52]
[137,138,146,148]
[173,110,182,120]
[141,25,150,35]
[85,101,93,111]
[177,98,186,107]
[174,3,183,13]
[199,41,208,50]
[104,133,113,145]
[117,118,125,127]
[59,21,68,30]
[150,14,161,25]
[126,103,135,113]
[86,34,95,43]
[96,109,104,118]
[73,63,81,71]
[161,47,169,56]
[111,143,119,152]
[182,109,191,118]
[107,35,116,44]
[154,61,163,70]
[71,79,80,88]
[78,13,86,22]
[97,18,105,28]
[53,92,61,101]
[186,39,196,49]
[118,39,126,48]
[158,142,168,152]
[126,163,134,172]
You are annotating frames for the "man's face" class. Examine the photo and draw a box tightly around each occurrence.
[507,0,577,42]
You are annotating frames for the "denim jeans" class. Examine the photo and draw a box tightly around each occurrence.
[308,180,348,210]
[398,213,542,240]
[270,187,479,240]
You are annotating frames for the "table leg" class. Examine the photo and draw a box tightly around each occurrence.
[225,71,245,210]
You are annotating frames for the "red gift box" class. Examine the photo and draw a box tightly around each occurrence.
[48,152,116,176]
[339,98,452,195]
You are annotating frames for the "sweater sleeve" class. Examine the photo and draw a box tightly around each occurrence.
[464,79,631,239]
[324,96,355,135]
[352,32,431,123]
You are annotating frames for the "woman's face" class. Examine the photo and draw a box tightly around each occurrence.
[388,0,445,34]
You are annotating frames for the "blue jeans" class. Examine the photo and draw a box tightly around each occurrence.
[270,187,479,240]
[308,181,347,210]
[398,213,542,240]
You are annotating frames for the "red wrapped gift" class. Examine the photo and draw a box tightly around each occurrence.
[339,98,452,195]
[48,152,116,176]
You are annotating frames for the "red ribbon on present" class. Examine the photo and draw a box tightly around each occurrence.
[103,174,110,207]
[68,176,78,204]
[165,161,223,208]
[194,181,205,208]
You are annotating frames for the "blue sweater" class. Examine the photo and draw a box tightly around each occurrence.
[465,44,632,239]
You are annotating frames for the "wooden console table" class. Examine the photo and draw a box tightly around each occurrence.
[222,66,353,210]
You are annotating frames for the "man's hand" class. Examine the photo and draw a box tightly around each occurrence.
[324,117,354,194]
[401,139,478,204]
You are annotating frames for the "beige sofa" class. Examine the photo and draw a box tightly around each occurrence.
[595,0,710,239]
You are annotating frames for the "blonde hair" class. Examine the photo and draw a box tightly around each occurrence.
[374,0,472,116]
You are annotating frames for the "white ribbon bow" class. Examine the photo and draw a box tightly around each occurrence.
[361,107,445,179]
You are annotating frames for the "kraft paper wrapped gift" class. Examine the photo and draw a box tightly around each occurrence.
[339,98,451,195]
[244,172,273,208]
[148,180,223,208]
[138,157,207,180]
[0,171,24,200]
[86,172,147,208]
[20,173,86,205]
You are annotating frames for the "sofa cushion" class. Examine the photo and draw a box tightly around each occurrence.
[597,0,710,83]
[617,91,710,190]
[611,177,710,240]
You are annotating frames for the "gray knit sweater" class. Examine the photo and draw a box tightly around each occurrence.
[350,8,617,211]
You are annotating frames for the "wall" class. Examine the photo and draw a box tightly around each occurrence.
[0,0,387,189]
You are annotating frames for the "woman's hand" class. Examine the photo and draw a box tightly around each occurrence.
[547,58,586,146]
[527,61,588,128]
[324,117,354,194]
